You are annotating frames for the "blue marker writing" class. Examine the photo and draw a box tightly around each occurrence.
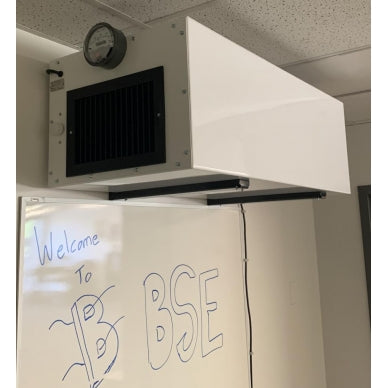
[34,227,100,265]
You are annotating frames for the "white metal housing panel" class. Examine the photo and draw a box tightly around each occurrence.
[187,18,350,193]
[48,19,192,189]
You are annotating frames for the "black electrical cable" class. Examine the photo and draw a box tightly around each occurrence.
[240,203,253,388]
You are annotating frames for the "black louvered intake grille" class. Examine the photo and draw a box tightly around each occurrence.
[66,66,165,177]
[74,81,155,162]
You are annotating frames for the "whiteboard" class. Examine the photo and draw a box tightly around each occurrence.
[17,198,249,388]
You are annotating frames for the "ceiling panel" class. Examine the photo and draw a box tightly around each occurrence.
[186,0,370,64]
[103,0,211,22]
[17,0,370,65]
[16,0,131,46]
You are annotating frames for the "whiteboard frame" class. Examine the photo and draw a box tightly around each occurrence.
[17,196,251,388]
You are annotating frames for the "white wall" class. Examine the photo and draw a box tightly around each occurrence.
[16,30,328,388]
[313,123,371,388]
[245,201,327,388]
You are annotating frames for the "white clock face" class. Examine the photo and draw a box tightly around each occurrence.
[86,26,114,64]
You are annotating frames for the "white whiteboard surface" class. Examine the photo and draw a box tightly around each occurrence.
[17,198,249,388]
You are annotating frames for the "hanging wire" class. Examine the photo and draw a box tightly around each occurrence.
[240,203,253,388]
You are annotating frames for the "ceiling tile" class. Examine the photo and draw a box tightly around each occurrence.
[16,0,370,64]
[16,0,130,46]
[103,0,211,22]
[187,0,370,64]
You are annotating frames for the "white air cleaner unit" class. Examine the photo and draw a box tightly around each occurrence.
[47,17,350,196]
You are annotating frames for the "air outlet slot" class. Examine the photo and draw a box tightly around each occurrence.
[66,66,165,177]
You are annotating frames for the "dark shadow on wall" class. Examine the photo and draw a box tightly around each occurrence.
[358,184,371,321]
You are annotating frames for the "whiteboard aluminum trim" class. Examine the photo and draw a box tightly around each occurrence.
[19,196,228,210]
[16,197,30,386]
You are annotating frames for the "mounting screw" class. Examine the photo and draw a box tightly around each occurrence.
[49,171,53,175]
[69,130,73,135]
[179,31,184,35]
[50,120,54,124]
[55,179,59,183]
[156,112,161,118]
[58,140,62,144]
[175,162,181,167]
[171,23,176,28]
[183,150,189,155]
[131,36,135,41]
[56,61,60,65]
[59,112,62,116]
[182,89,187,94]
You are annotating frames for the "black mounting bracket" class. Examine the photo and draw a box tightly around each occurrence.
[46,69,63,77]
[107,173,327,205]
[207,188,326,206]
[109,178,250,200]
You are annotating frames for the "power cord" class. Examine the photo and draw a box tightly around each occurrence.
[240,203,253,388]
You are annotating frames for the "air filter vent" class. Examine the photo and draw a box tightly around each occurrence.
[66,66,165,177]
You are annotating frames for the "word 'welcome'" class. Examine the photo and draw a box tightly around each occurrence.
[34,227,100,265]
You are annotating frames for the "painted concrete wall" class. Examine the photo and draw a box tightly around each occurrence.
[313,123,371,388]
[245,201,327,388]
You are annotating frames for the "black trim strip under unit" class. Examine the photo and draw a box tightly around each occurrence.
[109,179,250,200]
[207,188,326,206]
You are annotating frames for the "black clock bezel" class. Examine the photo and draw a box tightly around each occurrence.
[83,22,127,69]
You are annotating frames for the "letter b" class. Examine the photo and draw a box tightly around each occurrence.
[143,273,173,370]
